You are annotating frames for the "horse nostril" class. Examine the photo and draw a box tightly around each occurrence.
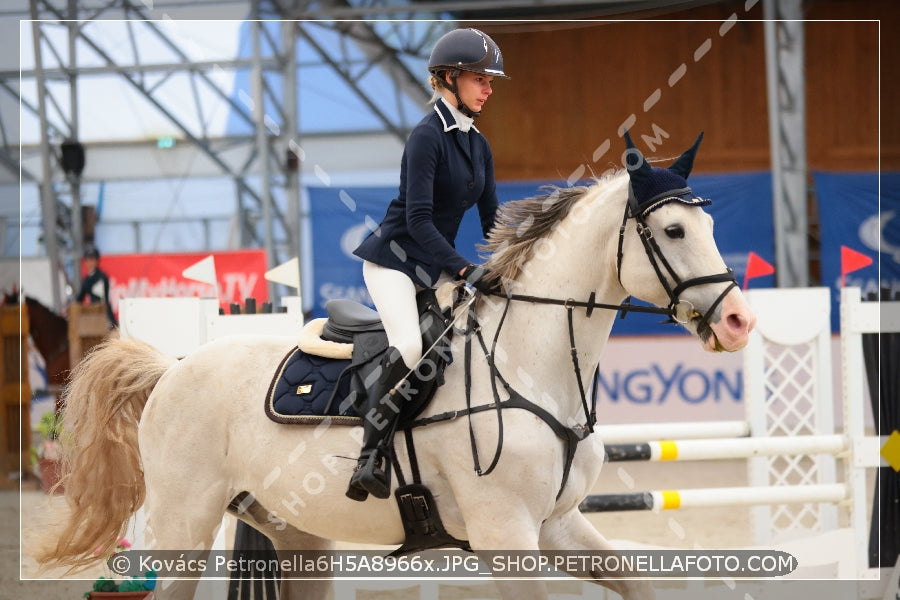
[727,313,745,333]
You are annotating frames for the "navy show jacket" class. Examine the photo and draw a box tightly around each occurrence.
[77,268,117,326]
[353,99,499,288]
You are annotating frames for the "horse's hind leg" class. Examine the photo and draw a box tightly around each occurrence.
[539,509,655,600]
[233,497,334,600]
[142,482,232,600]
[270,527,334,600]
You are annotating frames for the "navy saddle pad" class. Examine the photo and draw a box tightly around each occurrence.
[265,347,361,425]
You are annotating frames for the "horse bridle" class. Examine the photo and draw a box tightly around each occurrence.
[433,195,738,496]
[497,193,738,334]
[471,193,737,433]
[614,192,737,333]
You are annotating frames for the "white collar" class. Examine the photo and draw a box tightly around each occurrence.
[436,97,478,133]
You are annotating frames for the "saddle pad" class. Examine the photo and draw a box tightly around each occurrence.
[265,347,362,426]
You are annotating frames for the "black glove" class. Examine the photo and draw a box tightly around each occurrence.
[459,264,501,295]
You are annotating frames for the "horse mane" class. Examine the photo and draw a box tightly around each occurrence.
[479,171,623,287]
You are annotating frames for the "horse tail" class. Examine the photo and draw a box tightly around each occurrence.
[31,336,176,573]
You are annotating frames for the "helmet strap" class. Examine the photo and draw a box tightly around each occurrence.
[446,70,481,119]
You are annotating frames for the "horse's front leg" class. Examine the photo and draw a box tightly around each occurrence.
[459,493,551,600]
[539,509,655,600]
[471,531,550,600]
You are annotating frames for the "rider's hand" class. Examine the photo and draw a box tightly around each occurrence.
[458,264,501,295]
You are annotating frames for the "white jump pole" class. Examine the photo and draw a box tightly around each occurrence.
[596,420,750,444]
[604,434,846,462]
[580,483,847,512]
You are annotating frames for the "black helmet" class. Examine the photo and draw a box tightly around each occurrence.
[83,245,100,260]
[428,28,509,79]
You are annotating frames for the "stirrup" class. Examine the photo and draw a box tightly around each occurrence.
[346,457,368,501]
[346,478,369,502]
[346,454,373,502]
[351,452,390,499]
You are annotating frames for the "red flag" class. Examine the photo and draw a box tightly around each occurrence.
[841,246,874,287]
[742,251,775,290]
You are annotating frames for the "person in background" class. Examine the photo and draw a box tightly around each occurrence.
[347,28,507,501]
[76,245,116,327]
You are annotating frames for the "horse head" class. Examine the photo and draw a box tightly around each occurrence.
[21,295,70,384]
[617,132,756,352]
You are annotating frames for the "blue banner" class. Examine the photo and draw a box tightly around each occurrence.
[815,171,900,330]
[307,181,547,318]
[308,173,775,335]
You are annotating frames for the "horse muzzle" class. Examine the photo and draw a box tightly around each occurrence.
[697,288,757,352]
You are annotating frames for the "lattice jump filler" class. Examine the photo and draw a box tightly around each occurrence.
[743,287,839,544]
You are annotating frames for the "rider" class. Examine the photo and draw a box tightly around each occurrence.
[76,245,117,328]
[346,28,508,501]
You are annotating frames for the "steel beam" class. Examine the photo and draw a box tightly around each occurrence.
[30,0,63,311]
[67,0,84,288]
[764,0,809,287]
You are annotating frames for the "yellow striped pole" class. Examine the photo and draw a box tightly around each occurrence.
[604,434,845,463]
[580,484,847,512]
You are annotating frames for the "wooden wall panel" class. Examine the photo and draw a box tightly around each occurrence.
[473,1,895,180]
[805,19,882,170]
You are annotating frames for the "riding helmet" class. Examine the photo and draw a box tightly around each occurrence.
[428,28,509,79]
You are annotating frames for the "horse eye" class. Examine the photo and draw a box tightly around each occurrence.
[665,225,685,239]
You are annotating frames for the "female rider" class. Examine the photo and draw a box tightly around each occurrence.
[347,28,508,501]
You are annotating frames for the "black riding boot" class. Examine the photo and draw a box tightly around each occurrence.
[346,347,410,501]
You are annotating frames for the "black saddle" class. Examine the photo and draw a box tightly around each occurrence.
[319,291,468,554]
[321,299,384,343]
[319,289,453,424]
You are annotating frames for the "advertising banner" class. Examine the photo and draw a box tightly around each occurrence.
[308,173,774,332]
[595,335,744,424]
[593,335,861,428]
[97,250,268,316]
[815,171,900,330]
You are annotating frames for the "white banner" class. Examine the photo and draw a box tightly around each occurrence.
[595,336,744,425]
[595,335,871,430]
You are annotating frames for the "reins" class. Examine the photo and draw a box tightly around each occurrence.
[403,191,739,501]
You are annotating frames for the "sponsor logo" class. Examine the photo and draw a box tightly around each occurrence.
[340,223,372,261]
[596,363,742,405]
[859,210,900,264]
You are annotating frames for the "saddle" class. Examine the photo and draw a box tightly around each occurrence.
[265,286,454,426]
[264,285,470,555]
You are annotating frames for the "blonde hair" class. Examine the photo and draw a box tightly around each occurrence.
[428,73,445,104]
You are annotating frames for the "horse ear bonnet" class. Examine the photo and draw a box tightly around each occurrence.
[624,131,710,217]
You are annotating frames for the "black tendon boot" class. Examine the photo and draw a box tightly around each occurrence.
[346,347,410,501]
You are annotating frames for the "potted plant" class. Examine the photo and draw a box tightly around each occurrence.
[85,568,156,599]
[32,411,64,494]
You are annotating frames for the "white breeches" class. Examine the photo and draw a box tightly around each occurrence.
[362,261,423,369]
[362,260,455,369]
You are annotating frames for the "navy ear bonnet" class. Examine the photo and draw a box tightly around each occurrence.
[624,131,710,217]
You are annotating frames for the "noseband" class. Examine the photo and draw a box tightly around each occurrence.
[614,194,737,333]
